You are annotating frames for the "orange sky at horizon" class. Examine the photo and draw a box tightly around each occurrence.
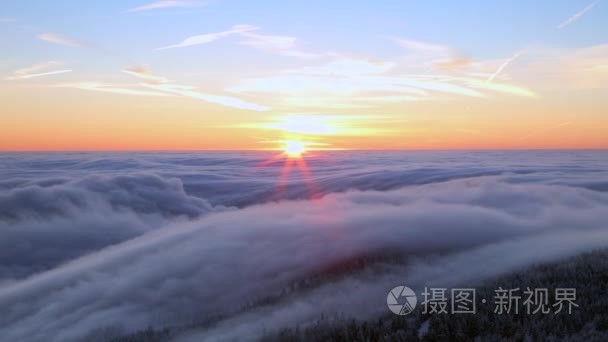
[1,85,606,151]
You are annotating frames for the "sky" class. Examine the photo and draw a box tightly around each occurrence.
[0,0,607,150]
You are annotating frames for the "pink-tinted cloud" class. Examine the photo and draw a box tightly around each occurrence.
[5,61,72,80]
[38,33,85,47]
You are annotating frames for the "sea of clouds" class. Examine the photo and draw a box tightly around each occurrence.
[0,150,607,341]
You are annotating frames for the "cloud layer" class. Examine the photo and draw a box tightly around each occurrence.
[0,173,213,281]
[0,151,607,341]
[0,152,607,341]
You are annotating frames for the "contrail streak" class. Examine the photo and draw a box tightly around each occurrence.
[487,50,524,82]
[558,1,599,29]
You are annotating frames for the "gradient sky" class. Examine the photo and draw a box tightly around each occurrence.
[1,0,607,150]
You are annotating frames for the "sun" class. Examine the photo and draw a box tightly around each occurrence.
[284,140,306,157]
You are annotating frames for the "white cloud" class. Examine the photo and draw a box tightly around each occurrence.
[158,24,320,58]
[285,58,395,76]
[38,33,85,47]
[55,82,170,97]
[157,24,258,50]
[5,61,72,80]
[38,64,268,111]
[141,82,270,111]
[6,69,72,80]
[227,57,537,108]
[179,230,608,342]
[123,65,270,111]
[239,32,296,50]
[557,1,599,29]
[389,37,451,54]
[122,65,171,84]
[127,0,198,13]
[487,50,525,82]
[238,31,321,58]
[0,173,213,280]
[508,44,608,90]
[1,177,607,341]
[389,36,477,73]
[229,74,427,96]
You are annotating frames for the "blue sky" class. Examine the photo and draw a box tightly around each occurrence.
[2,0,605,65]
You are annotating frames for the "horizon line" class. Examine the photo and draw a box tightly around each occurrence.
[1,148,607,153]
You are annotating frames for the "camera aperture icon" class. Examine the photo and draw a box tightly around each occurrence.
[387,286,417,315]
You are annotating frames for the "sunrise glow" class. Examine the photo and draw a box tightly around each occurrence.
[283,140,307,157]
[271,115,340,135]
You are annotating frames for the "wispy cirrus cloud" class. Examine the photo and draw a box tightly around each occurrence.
[238,31,321,59]
[157,25,257,50]
[515,44,608,90]
[142,82,270,111]
[389,37,450,54]
[123,65,270,111]
[38,33,86,47]
[487,50,525,82]
[51,64,267,111]
[389,37,473,71]
[227,55,536,109]
[122,65,171,84]
[158,24,320,58]
[127,0,199,13]
[557,1,599,29]
[433,57,473,71]
[55,82,170,97]
[5,61,72,81]
[285,58,396,76]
